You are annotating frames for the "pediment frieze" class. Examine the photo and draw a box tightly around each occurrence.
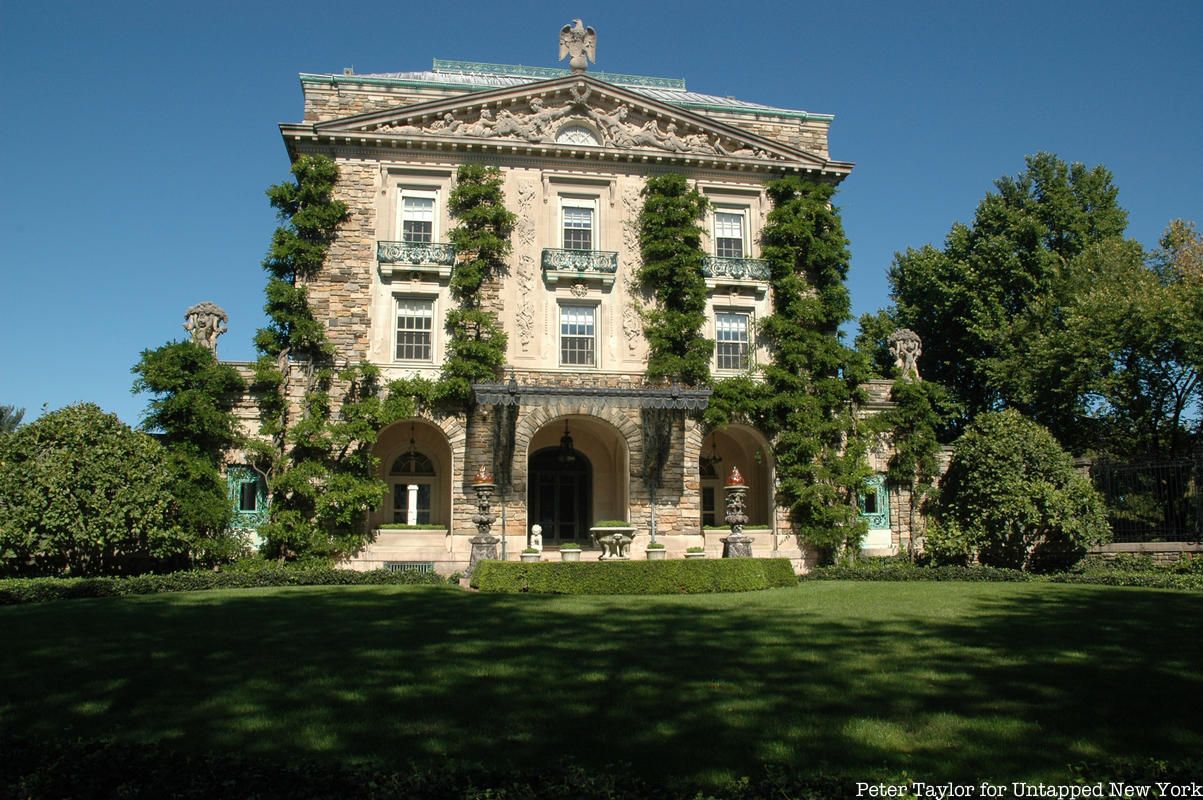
[310,76,835,170]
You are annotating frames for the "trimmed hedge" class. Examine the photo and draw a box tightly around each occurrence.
[0,566,450,606]
[804,561,1033,583]
[471,558,797,594]
[803,554,1203,590]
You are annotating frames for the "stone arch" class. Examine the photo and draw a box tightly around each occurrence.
[371,416,461,529]
[513,402,641,469]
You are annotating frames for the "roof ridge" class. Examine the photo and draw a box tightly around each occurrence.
[431,58,687,91]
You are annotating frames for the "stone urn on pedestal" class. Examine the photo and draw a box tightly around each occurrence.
[722,467,753,558]
[467,466,499,577]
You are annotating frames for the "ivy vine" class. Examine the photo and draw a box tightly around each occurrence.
[756,176,869,561]
[636,173,712,387]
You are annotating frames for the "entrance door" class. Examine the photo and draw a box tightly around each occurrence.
[529,447,591,543]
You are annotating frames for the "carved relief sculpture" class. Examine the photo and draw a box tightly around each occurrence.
[183,301,228,355]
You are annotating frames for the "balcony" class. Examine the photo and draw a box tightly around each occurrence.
[377,241,457,280]
[702,255,771,297]
[541,248,619,289]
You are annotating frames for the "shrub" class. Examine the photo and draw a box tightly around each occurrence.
[646,541,666,549]
[0,404,183,577]
[592,519,632,527]
[0,565,450,605]
[803,560,1032,583]
[471,558,796,594]
[686,546,705,553]
[559,541,581,550]
[933,410,1109,571]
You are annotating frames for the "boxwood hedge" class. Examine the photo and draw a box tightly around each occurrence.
[470,557,796,594]
[0,566,450,605]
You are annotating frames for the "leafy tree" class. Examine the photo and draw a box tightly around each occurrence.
[438,164,516,408]
[0,404,181,576]
[853,309,900,380]
[0,405,23,435]
[132,341,247,565]
[889,153,1128,440]
[637,173,712,386]
[758,176,869,560]
[931,409,1109,571]
[1023,231,1203,459]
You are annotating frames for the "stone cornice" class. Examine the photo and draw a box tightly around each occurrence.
[291,74,851,180]
[281,135,847,183]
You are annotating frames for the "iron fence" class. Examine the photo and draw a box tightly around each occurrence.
[1090,453,1203,542]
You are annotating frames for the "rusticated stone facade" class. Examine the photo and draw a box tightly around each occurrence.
[232,51,892,574]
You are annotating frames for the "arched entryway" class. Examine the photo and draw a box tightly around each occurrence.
[526,414,630,544]
[529,446,592,542]
[699,425,773,528]
[370,419,453,529]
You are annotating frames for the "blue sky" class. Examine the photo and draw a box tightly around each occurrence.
[2,0,1200,426]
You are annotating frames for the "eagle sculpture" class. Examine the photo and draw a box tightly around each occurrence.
[559,19,596,74]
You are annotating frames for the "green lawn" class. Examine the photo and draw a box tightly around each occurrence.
[2,582,1200,785]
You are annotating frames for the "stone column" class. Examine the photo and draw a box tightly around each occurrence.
[722,466,753,558]
[467,466,499,577]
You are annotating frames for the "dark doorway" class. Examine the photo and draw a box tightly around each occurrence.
[529,446,592,543]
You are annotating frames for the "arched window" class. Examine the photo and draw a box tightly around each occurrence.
[389,451,436,524]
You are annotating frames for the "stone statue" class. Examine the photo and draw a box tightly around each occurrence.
[888,328,923,380]
[559,19,596,74]
[183,301,228,355]
[530,524,543,553]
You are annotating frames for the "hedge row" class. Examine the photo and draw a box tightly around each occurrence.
[0,566,450,605]
[804,554,1203,590]
[471,558,797,594]
[4,735,1200,800]
[803,561,1034,583]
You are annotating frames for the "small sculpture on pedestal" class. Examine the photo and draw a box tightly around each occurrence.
[467,466,499,577]
[183,302,228,356]
[722,466,753,558]
[888,328,923,381]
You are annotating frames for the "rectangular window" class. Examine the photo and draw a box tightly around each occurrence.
[561,199,595,250]
[395,298,434,361]
[398,189,437,243]
[714,210,745,258]
[238,482,258,512]
[715,311,751,371]
[560,305,596,366]
[702,486,716,528]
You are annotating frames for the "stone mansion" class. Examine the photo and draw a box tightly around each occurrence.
[224,32,906,572]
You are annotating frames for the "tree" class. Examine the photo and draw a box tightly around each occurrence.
[132,341,247,564]
[758,176,869,560]
[889,153,1128,440]
[1024,230,1203,459]
[0,405,23,435]
[0,404,182,576]
[637,173,712,386]
[930,409,1109,571]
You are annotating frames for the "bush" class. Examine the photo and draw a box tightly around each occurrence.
[0,404,183,577]
[559,541,581,550]
[471,558,796,594]
[804,560,1032,583]
[0,565,450,605]
[933,410,1109,571]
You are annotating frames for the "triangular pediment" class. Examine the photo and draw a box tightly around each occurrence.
[306,74,843,173]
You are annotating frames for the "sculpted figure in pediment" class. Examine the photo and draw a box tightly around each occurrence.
[465,108,498,138]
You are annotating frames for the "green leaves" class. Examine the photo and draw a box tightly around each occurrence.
[0,404,183,576]
[757,176,867,561]
[637,173,712,386]
[933,409,1109,571]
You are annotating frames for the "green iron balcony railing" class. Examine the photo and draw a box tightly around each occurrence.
[541,248,620,275]
[377,241,458,266]
[702,255,771,281]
